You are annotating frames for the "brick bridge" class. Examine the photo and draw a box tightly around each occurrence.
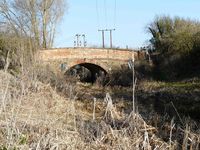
[38,47,146,81]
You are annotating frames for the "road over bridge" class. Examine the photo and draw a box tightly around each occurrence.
[38,47,146,81]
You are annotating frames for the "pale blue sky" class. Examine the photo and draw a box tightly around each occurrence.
[54,0,200,49]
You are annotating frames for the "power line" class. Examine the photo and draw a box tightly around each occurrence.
[95,0,100,28]
[96,0,117,28]
[114,0,117,28]
[104,0,108,28]
[96,0,117,48]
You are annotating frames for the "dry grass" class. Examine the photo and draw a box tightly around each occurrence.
[138,80,200,92]
[0,68,200,149]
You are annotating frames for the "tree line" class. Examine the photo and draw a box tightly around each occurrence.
[147,16,200,80]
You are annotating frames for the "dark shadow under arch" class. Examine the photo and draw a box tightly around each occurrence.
[65,63,108,83]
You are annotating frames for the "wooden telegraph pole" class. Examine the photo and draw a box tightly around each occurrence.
[98,29,105,48]
[98,29,115,48]
[106,29,115,48]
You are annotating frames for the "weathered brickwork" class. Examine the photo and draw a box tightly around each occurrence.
[38,48,145,74]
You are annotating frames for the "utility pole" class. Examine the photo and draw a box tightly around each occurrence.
[75,34,81,47]
[74,34,87,47]
[98,29,105,48]
[98,29,115,48]
[82,34,87,47]
[106,29,115,48]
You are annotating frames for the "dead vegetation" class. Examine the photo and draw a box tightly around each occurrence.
[0,66,200,149]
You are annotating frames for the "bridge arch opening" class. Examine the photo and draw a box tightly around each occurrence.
[65,63,108,83]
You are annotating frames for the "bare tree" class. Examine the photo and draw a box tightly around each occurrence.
[0,0,67,48]
[39,0,66,48]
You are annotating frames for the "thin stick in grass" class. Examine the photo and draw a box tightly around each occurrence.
[93,98,96,121]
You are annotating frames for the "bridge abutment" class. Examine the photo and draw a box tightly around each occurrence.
[38,48,146,81]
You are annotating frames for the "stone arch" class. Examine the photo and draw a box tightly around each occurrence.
[66,62,108,83]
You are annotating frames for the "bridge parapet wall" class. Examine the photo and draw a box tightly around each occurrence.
[38,48,146,74]
[39,48,138,61]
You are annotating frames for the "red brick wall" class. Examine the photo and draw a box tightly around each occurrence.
[38,48,146,72]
